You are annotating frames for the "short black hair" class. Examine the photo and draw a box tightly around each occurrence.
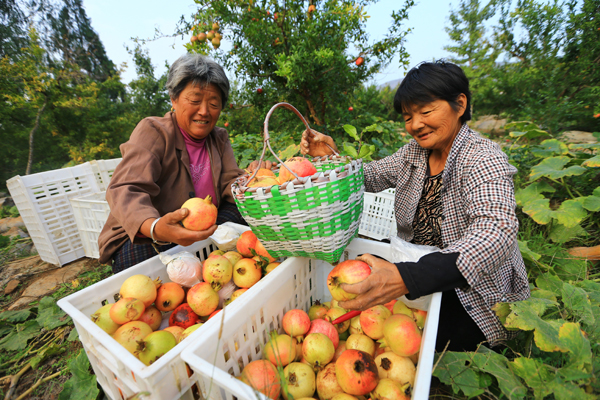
[394,60,471,124]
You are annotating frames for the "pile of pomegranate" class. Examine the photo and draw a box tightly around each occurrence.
[90,230,281,366]
[245,157,317,188]
[237,259,427,400]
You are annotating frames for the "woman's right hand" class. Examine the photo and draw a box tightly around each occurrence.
[301,129,338,157]
[142,210,217,247]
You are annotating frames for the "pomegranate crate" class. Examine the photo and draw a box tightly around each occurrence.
[90,158,122,191]
[359,188,397,241]
[6,162,101,266]
[181,237,441,400]
[57,223,277,400]
[69,191,111,259]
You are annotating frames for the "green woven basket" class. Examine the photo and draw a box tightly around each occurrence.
[232,102,364,263]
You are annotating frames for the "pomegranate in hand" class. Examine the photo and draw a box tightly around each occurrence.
[181,195,218,231]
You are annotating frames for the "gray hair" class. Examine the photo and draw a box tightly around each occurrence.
[166,54,230,107]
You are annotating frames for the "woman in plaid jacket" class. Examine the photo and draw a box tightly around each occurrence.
[300,60,530,351]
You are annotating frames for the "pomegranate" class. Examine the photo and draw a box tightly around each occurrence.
[225,288,248,305]
[384,299,397,312]
[371,378,411,400]
[307,318,339,349]
[254,240,276,262]
[349,315,363,335]
[283,309,311,339]
[412,309,427,329]
[187,282,219,316]
[308,300,329,320]
[265,262,281,274]
[331,394,359,400]
[355,56,364,66]
[263,333,296,367]
[346,333,375,357]
[240,360,281,399]
[233,258,262,288]
[208,309,222,319]
[136,330,178,366]
[223,251,243,266]
[91,304,120,335]
[208,249,225,257]
[324,307,350,334]
[392,301,413,318]
[155,282,185,312]
[335,349,379,395]
[110,298,145,325]
[360,305,391,340]
[202,255,233,291]
[169,303,201,329]
[181,196,218,231]
[248,177,280,188]
[247,168,276,186]
[282,362,316,400]
[302,333,335,371]
[278,157,317,183]
[374,351,416,386]
[181,323,203,341]
[316,363,344,400]
[138,305,162,331]
[332,340,347,362]
[381,314,422,357]
[119,274,159,307]
[327,260,371,301]
[113,321,153,354]
[163,326,185,343]
[236,230,258,257]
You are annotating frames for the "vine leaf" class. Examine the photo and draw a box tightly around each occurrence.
[529,156,586,181]
[518,240,542,262]
[515,181,555,207]
[58,350,100,400]
[580,188,600,211]
[561,283,595,326]
[531,139,570,158]
[558,322,592,370]
[0,320,40,351]
[522,198,553,224]
[432,352,485,397]
[552,200,587,228]
[530,288,558,302]
[536,273,564,295]
[549,223,587,243]
[582,154,600,168]
[37,296,70,330]
[0,309,31,323]
[511,357,555,399]
[278,144,300,160]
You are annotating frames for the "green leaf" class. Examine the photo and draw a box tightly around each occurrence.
[343,124,359,141]
[511,356,555,399]
[343,143,358,158]
[561,283,595,326]
[536,274,564,295]
[30,343,64,369]
[471,350,527,399]
[558,322,592,371]
[549,223,587,243]
[553,200,587,228]
[433,352,486,397]
[515,181,555,207]
[581,191,600,212]
[506,121,540,132]
[0,309,31,323]
[518,240,542,262]
[582,154,600,168]
[0,320,40,351]
[554,256,588,281]
[37,296,70,330]
[0,323,14,338]
[58,350,100,400]
[568,143,600,152]
[530,288,558,302]
[522,198,553,224]
[529,156,587,181]
[531,139,570,158]
[492,303,512,326]
[358,144,372,159]
[277,144,300,160]
[68,327,79,342]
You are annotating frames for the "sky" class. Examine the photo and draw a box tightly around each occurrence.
[83,0,454,87]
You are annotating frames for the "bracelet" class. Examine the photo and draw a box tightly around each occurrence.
[150,218,171,246]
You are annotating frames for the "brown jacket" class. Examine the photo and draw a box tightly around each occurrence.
[98,112,244,264]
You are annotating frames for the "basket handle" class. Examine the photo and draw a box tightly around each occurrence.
[247,102,339,184]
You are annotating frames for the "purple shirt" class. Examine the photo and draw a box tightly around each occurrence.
[180,128,217,206]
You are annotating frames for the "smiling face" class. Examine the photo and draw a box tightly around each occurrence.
[171,82,223,140]
[401,94,467,154]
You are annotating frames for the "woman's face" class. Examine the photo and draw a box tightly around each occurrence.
[171,82,222,140]
[401,94,466,153]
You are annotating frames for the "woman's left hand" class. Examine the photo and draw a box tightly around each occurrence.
[338,254,409,311]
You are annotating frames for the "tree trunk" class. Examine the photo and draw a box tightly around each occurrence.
[25,100,47,175]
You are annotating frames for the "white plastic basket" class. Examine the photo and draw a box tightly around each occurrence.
[70,191,110,259]
[90,158,122,191]
[359,188,397,241]
[57,223,272,400]
[6,162,101,266]
[181,237,441,400]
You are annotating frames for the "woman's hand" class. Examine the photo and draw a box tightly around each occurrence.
[141,210,217,247]
[247,159,276,172]
[338,254,409,311]
[300,129,338,157]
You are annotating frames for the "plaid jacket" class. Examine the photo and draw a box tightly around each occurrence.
[364,124,530,344]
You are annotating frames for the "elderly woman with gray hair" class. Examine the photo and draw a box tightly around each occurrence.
[98,54,246,273]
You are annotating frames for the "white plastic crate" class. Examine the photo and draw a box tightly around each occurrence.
[359,188,397,241]
[182,237,441,400]
[90,158,122,191]
[70,191,111,259]
[6,162,101,266]
[57,223,294,400]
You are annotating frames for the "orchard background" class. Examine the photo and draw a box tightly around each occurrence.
[0,0,599,399]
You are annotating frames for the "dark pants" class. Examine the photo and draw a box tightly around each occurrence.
[435,289,488,352]
[111,201,247,274]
